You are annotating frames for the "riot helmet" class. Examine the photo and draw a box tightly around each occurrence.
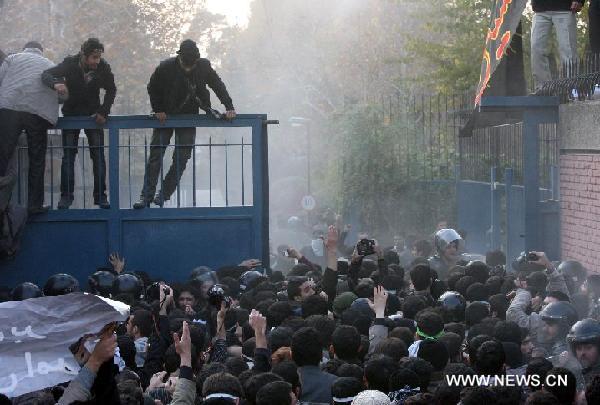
[559,261,587,294]
[567,318,600,351]
[540,301,579,339]
[434,229,464,255]
[43,273,80,296]
[190,266,218,285]
[11,282,43,301]
[240,270,266,292]
[112,273,143,298]
[88,270,116,297]
[437,291,466,322]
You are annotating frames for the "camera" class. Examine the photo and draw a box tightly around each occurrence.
[527,252,539,262]
[163,286,171,296]
[357,239,376,256]
[207,284,231,309]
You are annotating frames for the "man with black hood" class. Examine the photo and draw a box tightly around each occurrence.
[42,37,116,210]
[134,39,236,209]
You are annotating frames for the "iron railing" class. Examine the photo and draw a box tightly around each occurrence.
[538,53,600,102]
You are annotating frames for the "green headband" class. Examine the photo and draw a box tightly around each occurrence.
[416,327,443,340]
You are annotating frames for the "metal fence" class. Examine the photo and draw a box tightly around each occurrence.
[539,53,600,102]
[458,122,559,188]
[369,90,474,181]
[15,126,254,209]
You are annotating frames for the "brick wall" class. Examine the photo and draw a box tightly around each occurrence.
[561,154,600,272]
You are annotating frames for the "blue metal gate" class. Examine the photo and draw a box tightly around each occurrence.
[1,114,273,287]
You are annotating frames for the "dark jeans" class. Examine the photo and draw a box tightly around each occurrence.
[141,127,195,200]
[591,0,600,54]
[60,128,106,200]
[0,108,50,209]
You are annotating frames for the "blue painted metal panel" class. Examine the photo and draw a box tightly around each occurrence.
[457,181,492,255]
[0,114,272,287]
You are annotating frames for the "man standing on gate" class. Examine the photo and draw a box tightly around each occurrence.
[0,41,58,214]
[42,38,116,209]
[133,39,235,209]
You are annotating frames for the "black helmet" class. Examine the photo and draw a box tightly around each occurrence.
[540,301,579,335]
[11,282,43,301]
[240,270,266,292]
[437,291,466,322]
[112,274,143,298]
[567,318,600,352]
[88,270,116,297]
[43,273,80,296]
[559,261,587,284]
[190,266,218,285]
[434,229,464,254]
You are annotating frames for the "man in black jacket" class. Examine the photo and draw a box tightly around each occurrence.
[42,37,117,209]
[133,39,235,209]
[531,0,585,90]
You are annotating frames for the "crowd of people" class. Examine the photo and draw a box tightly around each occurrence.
[1,223,600,405]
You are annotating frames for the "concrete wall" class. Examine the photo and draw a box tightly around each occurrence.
[559,100,600,271]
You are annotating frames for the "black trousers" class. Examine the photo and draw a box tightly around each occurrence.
[140,127,196,200]
[0,108,50,209]
[60,128,106,200]
[591,0,600,54]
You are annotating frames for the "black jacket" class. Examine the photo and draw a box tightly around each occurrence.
[532,0,585,12]
[42,54,116,117]
[147,57,234,114]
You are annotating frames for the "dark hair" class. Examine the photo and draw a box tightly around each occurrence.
[493,321,522,345]
[305,315,336,350]
[544,367,576,405]
[444,322,466,341]
[525,357,554,392]
[117,379,143,405]
[546,291,570,302]
[372,337,408,362]
[224,356,249,377]
[416,309,444,338]
[474,340,505,375]
[291,327,323,367]
[389,367,420,391]
[244,372,283,405]
[131,309,153,337]
[489,294,510,319]
[465,262,490,284]
[399,357,434,392]
[438,332,462,360]
[485,276,503,296]
[490,386,522,405]
[465,301,490,328]
[414,240,433,257]
[586,375,600,405]
[460,387,497,405]
[466,282,489,302]
[195,363,227,397]
[389,326,415,347]
[279,316,306,332]
[405,393,435,405]
[455,275,475,297]
[286,277,306,300]
[81,37,104,56]
[267,301,293,327]
[332,377,363,404]
[466,334,494,365]
[269,326,293,352]
[331,325,361,361]
[486,250,506,266]
[525,391,560,405]
[271,361,300,391]
[418,339,449,371]
[256,381,293,405]
[364,355,399,393]
[402,295,428,320]
[301,294,328,318]
[335,363,364,381]
[203,372,243,398]
[23,41,43,51]
[410,265,432,291]
[502,342,524,369]
[116,334,137,370]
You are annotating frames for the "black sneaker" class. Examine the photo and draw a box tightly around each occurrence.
[57,195,74,210]
[133,197,152,209]
[94,195,110,209]
[153,193,166,207]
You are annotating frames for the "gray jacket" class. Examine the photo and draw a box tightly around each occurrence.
[298,366,337,404]
[0,48,58,124]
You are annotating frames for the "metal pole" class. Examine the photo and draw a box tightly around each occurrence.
[505,168,514,264]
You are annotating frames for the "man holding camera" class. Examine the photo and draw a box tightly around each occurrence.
[133,39,236,209]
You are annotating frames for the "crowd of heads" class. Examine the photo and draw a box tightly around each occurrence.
[2,224,600,405]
